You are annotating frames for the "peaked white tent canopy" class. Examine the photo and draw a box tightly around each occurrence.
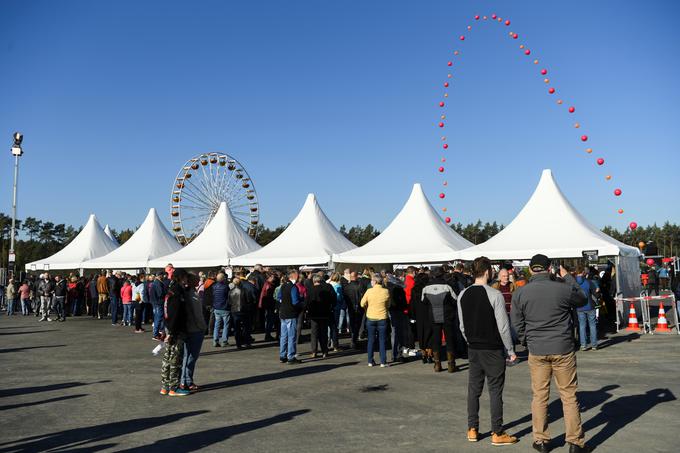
[148,202,261,268]
[25,214,119,271]
[103,224,118,244]
[333,183,473,264]
[82,208,182,269]
[457,169,641,260]
[231,194,356,266]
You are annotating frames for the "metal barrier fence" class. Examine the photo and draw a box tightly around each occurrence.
[615,292,679,335]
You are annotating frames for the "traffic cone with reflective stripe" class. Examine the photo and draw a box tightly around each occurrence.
[626,303,640,331]
[655,303,671,333]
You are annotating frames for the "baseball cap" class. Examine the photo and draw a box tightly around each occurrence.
[529,254,550,272]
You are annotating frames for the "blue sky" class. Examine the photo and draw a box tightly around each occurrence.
[1,0,678,235]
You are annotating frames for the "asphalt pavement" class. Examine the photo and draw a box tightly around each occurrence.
[0,314,678,452]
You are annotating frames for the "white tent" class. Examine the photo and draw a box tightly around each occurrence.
[82,208,182,269]
[231,194,356,266]
[457,169,641,260]
[148,202,261,268]
[103,224,118,244]
[333,183,473,264]
[25,214,119,271]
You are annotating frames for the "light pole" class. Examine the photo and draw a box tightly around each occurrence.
[9,132,23,277]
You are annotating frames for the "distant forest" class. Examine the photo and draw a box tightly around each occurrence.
[1,212,678,271]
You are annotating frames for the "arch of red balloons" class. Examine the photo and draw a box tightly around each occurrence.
[436,13,636,231]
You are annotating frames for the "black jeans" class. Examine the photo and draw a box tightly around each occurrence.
[134,302,144,330]
[432,321,456,355]
[467,348,506,433]
[309,318,329,354]
[232,312,251,347]
[347,305,362,346]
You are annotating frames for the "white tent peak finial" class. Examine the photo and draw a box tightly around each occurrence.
[541,169,553,178]
[306,193,316,202]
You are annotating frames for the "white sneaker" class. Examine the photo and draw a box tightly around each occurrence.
[380,363,390,368]
[367,362,375,367]
[47,318,53,322]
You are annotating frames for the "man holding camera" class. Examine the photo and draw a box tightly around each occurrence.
[511,254,591,453]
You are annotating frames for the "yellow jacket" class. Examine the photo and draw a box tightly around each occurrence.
[360,284,390,320]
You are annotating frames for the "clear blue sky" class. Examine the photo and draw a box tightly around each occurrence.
[1,0,678,235]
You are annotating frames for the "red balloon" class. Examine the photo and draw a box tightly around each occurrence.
[646,258,655,266]
[447,61,452,66]
[444,82,449,87]
[596,158,604,165]
[439,101,445,107]
[505,20,511,26]
[460,35,465,41]
[474,15,480,20]
[541,69,547,75]
[614,188,622,196]
[443,143,448,149]
[438,122,444,128]
[548,87,555,94]
[568,106,575,113]
[492,13,497,19]
[438,167,445,173]
[618,209,624,214]
[445,216,451,224]
[512,33,518,39]
[439,193,445,199]
[630,222,638,230]
[581,135,588,142]
[524,49,531,55]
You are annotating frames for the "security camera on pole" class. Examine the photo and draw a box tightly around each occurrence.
[9,132,23,278]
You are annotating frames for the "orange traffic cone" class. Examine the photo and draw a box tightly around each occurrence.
[626,303,640,331]
[655,303,671,333]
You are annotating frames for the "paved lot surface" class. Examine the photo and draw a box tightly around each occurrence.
[0,315,678,452]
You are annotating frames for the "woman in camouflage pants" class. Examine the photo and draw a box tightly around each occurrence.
[160,269,190,396]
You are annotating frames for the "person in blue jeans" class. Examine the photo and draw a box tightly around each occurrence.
[360,274,391,367]
[575,266,598,350]
[148,273,167,339]
[279,270,302,364]
[210,273,231,347]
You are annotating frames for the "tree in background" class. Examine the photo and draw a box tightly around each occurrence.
[23,217,42,241]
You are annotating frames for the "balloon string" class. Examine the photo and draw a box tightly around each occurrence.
[436,13,634,230]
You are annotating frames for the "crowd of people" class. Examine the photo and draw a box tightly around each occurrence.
[3,256,667,452]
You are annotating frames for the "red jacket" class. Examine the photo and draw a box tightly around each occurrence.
[120,284,133,303]
[404,274,415,303]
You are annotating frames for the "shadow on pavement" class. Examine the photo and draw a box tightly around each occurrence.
[0,381,111,399]
[584,388,676,448]
[0,330,58,336]
[117,409,310,452]
[0,410,209,453]
[0,393,87,411]
[201,362,359,392]
[596,333,640,350]
[0,344,66,354]
[200,341,278,356]
[506,386,676,449]
[505,385,621,437]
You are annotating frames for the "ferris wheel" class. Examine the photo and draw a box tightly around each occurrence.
[170,152,259,245]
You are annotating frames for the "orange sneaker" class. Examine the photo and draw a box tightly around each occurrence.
[491,431,518,446]
[467,427,479,442]
[159,387,168,395]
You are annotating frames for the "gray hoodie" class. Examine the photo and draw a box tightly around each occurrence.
[511,273,587,356]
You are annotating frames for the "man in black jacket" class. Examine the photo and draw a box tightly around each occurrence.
[53,275,68,322]
[342,272,365,350]
[279,270,302,364]
[511,254,590,453]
